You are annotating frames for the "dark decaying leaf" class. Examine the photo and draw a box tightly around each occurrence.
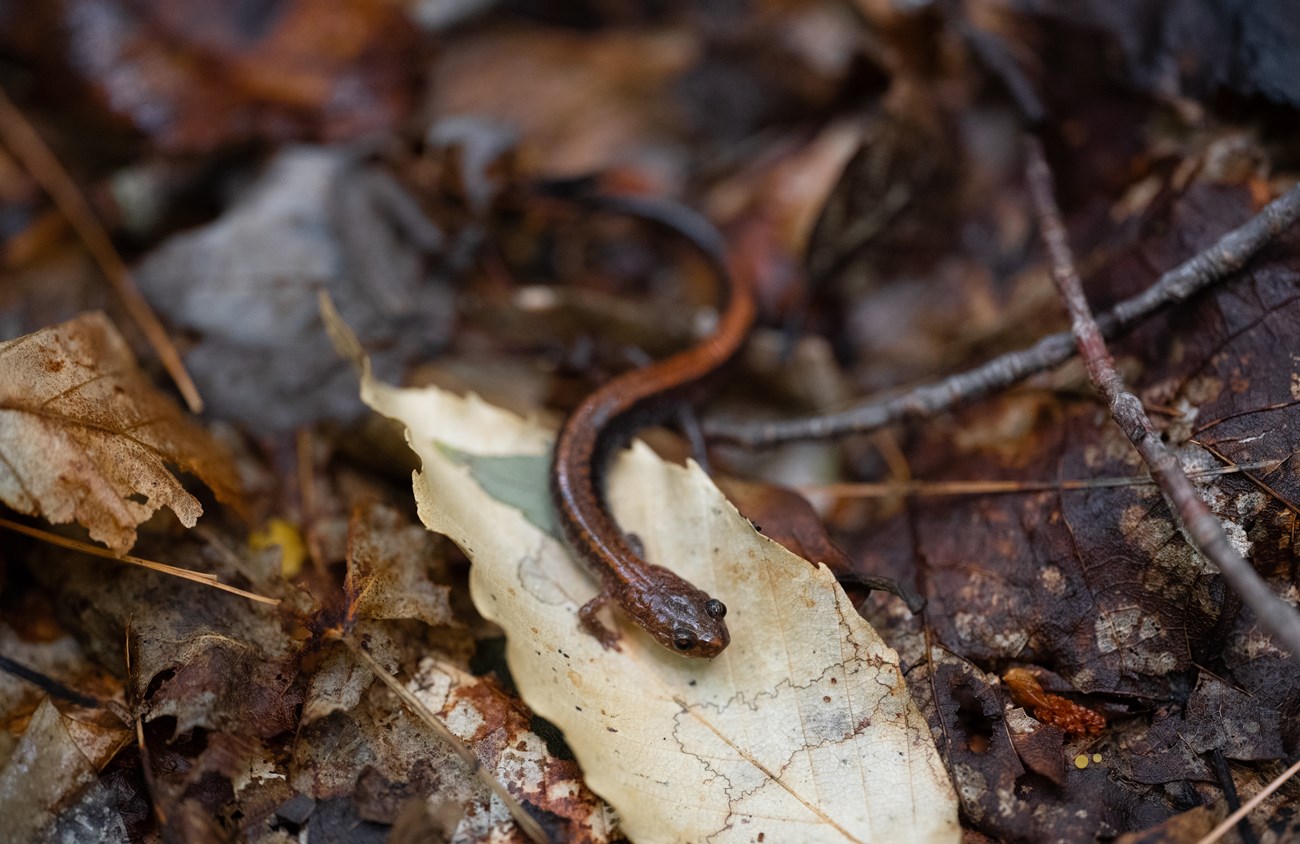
[717,476,855,572]
[1009,0,1300,108]
[293,658,619,843]
[913,654,1176,840]
[42,544,301,742]
[1114,674,1284,787]
[19,488,617,840]
[1111,806,1219,844]
[861,181,1300,840]
[1006,717,1067,786]
[4,2,1300,841]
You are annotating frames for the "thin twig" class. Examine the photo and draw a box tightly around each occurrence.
[0,516,280,605]
[1196,756,1300,844]
[806,459,1277,499]
[0,654,101,708]
[1207,747,1259,844]
[1024,135,1300,663]
[0,86,203,413]
[341,636,550,844]
[706,182,1300,447]
[296,427,328,573]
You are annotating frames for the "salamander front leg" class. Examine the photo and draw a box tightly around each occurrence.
[579,588,622,651]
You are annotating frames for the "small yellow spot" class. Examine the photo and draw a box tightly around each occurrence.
[1092,753,1102,763]
[250,518,306,578]
[1074,754,1089,769]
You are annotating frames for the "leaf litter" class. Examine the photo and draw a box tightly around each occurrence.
[3,2,1300,842]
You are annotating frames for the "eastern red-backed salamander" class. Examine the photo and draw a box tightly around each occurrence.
[550,194,754,658]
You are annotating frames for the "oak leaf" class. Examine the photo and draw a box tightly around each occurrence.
[0,311,242,553]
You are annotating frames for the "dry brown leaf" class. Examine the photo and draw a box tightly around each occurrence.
[0,311,242,553]
[328,303,959,843]
[0,697,132,842]
[345,502,455,629]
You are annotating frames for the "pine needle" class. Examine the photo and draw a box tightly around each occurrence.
[0,516,279,605]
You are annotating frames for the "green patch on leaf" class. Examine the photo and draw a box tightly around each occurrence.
[436,443,558,537]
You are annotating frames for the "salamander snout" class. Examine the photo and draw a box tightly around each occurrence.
[666,597,729,657]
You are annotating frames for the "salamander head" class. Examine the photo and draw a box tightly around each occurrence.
[628,579,730,658]
[665,596,730,657]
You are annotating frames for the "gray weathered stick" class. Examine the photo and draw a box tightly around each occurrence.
[1025,135,1300,664]
[707,182,1300,447]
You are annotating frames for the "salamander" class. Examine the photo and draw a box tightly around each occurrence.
[550,194,754,658]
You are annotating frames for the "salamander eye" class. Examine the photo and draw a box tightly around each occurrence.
[673,629,698,651]
[704,599,727,619]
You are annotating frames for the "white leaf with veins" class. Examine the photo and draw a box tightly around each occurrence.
[333,303,959,843]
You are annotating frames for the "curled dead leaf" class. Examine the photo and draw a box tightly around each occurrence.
[0,311,242,553]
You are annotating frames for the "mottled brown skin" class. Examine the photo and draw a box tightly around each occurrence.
[550,197,753,658]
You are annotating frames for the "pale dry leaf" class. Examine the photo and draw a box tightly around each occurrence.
[329,306,960,843]
[0,311,241,553]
